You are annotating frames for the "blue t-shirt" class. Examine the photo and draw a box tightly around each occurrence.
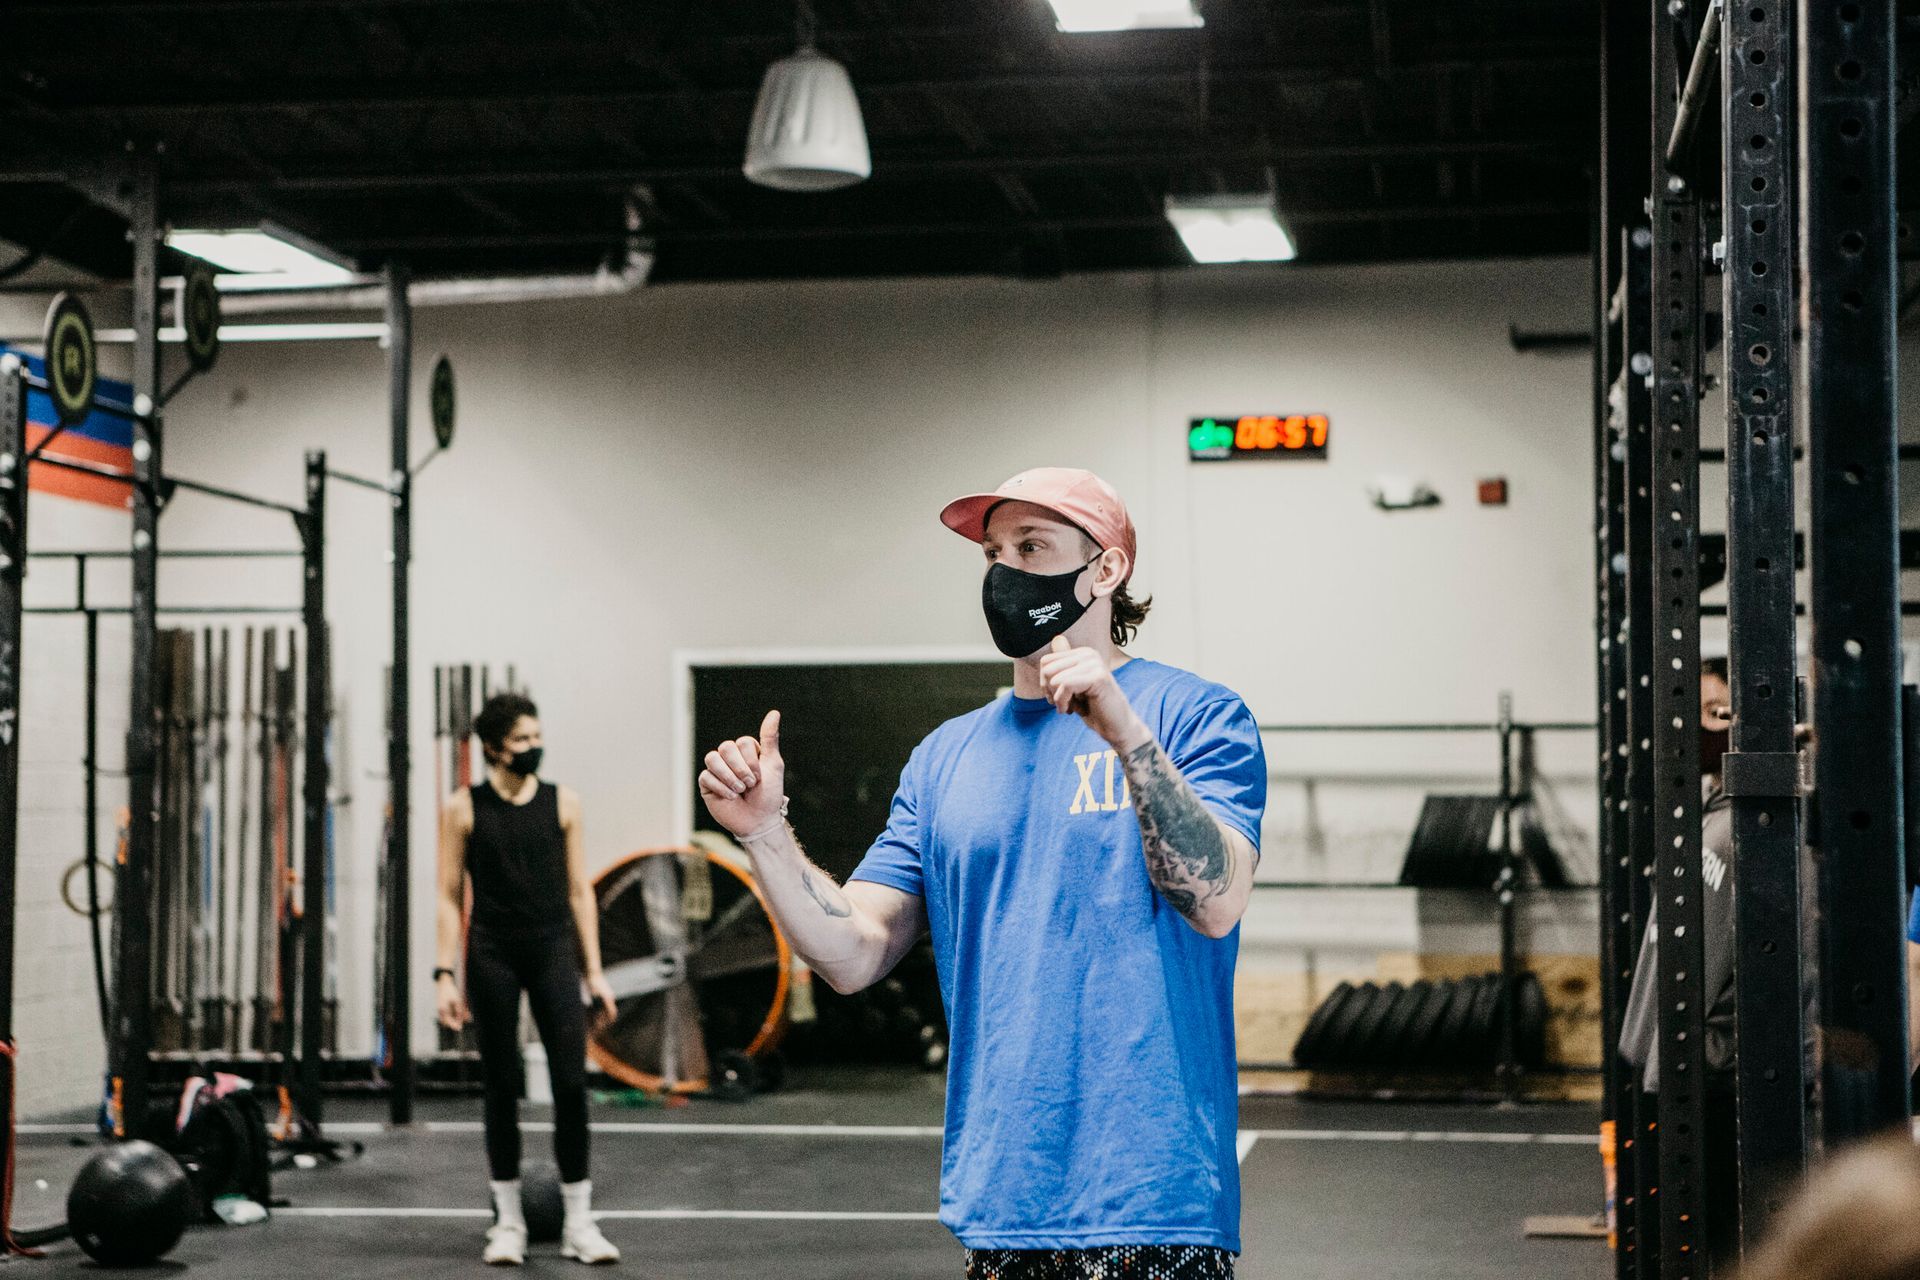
[849,658,1266,1252]
[1907,888,1920,944]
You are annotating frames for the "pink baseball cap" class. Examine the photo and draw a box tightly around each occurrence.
[940,467,1138,580]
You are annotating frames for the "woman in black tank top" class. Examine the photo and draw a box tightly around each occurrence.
[433,693,621,1266]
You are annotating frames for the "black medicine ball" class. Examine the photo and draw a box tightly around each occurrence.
[67,1139,193,1266]
[519,1160,566,1244]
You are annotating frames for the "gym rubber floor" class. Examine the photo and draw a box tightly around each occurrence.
[13,1069,1609,1279]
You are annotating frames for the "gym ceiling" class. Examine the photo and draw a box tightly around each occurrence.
[0,0,1913,286]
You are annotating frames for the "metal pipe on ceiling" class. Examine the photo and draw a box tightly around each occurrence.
[214,227,654,315]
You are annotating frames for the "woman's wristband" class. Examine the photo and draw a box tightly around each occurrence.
[432,966,455,984]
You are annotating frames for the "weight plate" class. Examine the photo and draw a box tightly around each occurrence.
[1517,971,1549,1070]
[1291,981,1354,1069]
[42,292,97,427]
[1403,979,1458,1071]
[1467,975,1504,1071]
[183,263,221,373]
[429,355,455,449]
[1348,981,1406,1070]
[1376,980,1429,1070]
[1318,981,1379,1072]
[1435,976,1484,1071]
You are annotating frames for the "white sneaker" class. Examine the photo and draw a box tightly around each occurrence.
[561,1220,621,1265]
[483,1222,528,1266]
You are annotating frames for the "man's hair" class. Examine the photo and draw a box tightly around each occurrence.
[1738,1134,1920,1280]
[1081,532,1152,647]
[1701,656,1729,682]
[475,692,538,752]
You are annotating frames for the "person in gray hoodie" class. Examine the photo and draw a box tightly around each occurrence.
[1617,657,1737,1265]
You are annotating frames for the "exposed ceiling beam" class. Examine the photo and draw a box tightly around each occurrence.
[452,187,525,231]
[38,58,1595,119]
[8,1,1367,22]
[922,87,1043,219]
[11,0,535,10]
[151,138,1572,196]
[336,202,1579,252]
[1370,0,1393,77]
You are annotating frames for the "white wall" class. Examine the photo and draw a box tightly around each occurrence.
[9,256,1617,1108]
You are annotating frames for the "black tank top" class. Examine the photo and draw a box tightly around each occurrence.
[466,781,571,940]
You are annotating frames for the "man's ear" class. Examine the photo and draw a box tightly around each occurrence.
[1090,547,1129,598]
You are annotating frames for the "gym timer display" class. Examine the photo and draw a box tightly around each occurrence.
[1187,414,1330,461]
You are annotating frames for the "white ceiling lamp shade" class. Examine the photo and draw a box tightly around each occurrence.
[1047,0,1203,32]
[1163,195,1297,264]
[743,48,872,192]
[165,223,357,290]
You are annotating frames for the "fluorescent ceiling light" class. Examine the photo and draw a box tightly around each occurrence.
[166,226,356,290]
[212,322,389,342]
[1164,196,1296,264]
[206,270,372,293]
[1047,0,1202,32]
[94,322,389,344]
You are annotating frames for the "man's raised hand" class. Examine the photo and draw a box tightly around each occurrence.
[699,710,787,838]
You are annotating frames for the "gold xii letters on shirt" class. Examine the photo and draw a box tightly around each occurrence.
[1070,750,1130,815]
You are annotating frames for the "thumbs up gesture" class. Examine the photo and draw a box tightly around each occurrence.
[699,710,788,838]
[1038,637,1147,751]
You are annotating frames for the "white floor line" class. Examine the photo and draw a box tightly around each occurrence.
[274,1206,940,1222]
[1248,1128,1593,1146]
[1236,1132,1258,1164]
[398,1121,945,1138]
[276,1207,491,1218]
[21,1121,1590,1146]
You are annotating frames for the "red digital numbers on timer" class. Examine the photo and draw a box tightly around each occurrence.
[1232,414,1328,451]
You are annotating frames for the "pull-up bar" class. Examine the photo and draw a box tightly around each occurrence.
[165,475,307,520]
[27,549,305,617]
[29,451,309,522]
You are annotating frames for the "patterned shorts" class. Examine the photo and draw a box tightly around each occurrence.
[963,1246,1235,1279]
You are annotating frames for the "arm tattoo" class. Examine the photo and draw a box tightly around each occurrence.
[1121,738,1234,921]
[802,870,853,918]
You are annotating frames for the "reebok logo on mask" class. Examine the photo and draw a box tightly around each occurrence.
[981,554,1101,657]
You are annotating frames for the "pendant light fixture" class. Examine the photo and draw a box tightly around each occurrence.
[743,1,871,192]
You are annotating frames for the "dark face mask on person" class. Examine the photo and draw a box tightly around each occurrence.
[501,746,543,777]
[1699,725,1729,776]
[981,554,1102,658]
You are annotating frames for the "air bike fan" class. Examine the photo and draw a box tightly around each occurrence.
[589,836,793,1099]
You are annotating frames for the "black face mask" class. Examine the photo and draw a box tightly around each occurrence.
[502,746,543,777]
[1699,725,1729,777]
[982,555,1100,658]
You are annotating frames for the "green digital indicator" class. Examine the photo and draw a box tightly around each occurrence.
[1188,415,1331,462]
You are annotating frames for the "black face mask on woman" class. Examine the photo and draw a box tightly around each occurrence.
[502,746,544,777]
[1699,725,1729,777]
[982,554,1101,658]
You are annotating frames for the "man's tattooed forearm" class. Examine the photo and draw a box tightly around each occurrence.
[802,870,853,918]
[1122,739,1234,918]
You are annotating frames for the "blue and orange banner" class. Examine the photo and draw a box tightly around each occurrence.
[3,347,134,511]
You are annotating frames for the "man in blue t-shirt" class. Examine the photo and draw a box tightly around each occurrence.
[698,467,1267,1279]
[1906,891,1920,1065]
